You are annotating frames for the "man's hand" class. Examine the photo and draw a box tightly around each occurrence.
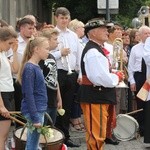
[33,123,42,128]
[11,39,18,52]
[61,48,70,56]
[57,99,62,109]
[77,78,82,85]
[116,71,125,82]
[130,83,136,92]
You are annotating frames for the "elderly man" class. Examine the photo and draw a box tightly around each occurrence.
[79,19,123,150]
[128,25,150,136]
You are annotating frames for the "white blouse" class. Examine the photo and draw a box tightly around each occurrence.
[0,51,14,92]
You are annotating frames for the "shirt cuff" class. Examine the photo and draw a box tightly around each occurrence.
[51,51,61,60]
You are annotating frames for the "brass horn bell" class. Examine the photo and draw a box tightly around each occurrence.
[113,38,128,88]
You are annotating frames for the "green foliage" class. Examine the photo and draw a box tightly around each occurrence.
[44,0,149,26]
[113,15,132,28]
[72,0,98,23]
[116,0,147,27]
[145,0,150,6]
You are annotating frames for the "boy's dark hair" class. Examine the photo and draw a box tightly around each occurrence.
[54,7,70,17]
[107,22,123,33]
[16,18,34,31]
[107,26,116,33]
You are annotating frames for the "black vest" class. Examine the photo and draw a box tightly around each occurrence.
[79,40,116,104]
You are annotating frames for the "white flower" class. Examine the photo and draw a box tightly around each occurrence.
[57,108,65,116]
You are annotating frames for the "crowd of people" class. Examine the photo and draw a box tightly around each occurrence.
[0,6,150,150]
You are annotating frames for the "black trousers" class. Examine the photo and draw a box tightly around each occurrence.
[55,69,78,140]
[13,79,25,127]
[134,72,146,135]
[127,82,134,112]
[144,100,150,143]
[13,79,22,111]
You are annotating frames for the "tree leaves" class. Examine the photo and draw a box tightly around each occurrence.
[44,0,148,27]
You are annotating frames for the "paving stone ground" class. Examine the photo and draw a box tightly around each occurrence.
[68,129,148,150]
[8,122,149,150]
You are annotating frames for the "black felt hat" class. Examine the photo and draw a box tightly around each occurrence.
[84,19,113,36]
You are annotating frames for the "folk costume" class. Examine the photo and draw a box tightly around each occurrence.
[79,19,119,150]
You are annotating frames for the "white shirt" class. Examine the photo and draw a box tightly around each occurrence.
[0,51,14,92]
[17,34,27,63]
[83,48,119,87]
[128,42,144,84]
[12,34,27,79]
[144,37,150,100]
[5,48,13,58]
[78,38,85,79]
[52,26,82,71]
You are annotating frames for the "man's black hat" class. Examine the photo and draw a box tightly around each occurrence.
[84,19,114,36]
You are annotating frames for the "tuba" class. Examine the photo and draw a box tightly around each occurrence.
[132,6,150,28]
[138,6,150,26]
[112,38,128,88]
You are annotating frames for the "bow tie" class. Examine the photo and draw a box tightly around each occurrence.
[102,47,110,56]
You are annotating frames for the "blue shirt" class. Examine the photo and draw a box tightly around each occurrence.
[21,62,48,123]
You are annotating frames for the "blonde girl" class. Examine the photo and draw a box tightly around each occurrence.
[17,36,49,150]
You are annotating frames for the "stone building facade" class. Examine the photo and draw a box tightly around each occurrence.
[0,0,51,27]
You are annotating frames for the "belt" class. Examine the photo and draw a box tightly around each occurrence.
[58,69,76,73]
[82,75,104,91]
[82,75,92,85]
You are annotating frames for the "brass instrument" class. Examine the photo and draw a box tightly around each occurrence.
[62,55,73,75]
[60,41,73,75]
[58,34,73,75]
[132,6,150,28]
[113,38,128,88]
[138,6,150,26]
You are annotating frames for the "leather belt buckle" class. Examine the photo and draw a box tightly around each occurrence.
[98,87,102,91]
[93,85,102,91]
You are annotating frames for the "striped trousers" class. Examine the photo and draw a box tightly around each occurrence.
[81,103,110,150]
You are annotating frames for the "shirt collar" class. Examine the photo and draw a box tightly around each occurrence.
[55,26,70,33]
[18,34,26,43]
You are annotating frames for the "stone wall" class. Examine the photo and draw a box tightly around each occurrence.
[0,0,51,27]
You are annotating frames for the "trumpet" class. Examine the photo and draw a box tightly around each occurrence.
[61,55,73,75]
[65,55,73,75]
[112,38,128,88]
[59,39,73,75]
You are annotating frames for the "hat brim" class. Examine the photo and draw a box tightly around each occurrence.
[84,24,111,37]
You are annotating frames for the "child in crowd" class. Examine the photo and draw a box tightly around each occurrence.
[17,36,49,150]
[39,28,63,124]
